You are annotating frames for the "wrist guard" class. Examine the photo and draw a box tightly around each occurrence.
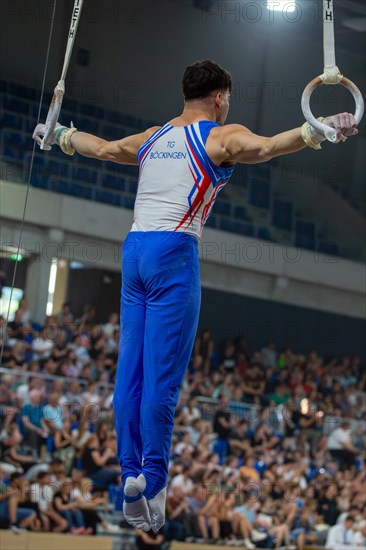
[301,117,326,150]
[56,122,78,155]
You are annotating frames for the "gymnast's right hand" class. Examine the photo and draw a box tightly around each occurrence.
[32,122,65,149]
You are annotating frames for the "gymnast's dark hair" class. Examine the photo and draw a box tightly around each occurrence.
[182,60,232,100]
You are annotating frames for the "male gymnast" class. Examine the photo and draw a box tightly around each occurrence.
[33,60,358,533]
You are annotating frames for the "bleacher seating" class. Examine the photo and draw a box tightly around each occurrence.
[272,198,294,231]
[295,219,316,250]
[249,177,271,209]
[317,240,341,257]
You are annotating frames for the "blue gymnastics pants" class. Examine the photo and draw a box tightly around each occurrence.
[113,231,201,500]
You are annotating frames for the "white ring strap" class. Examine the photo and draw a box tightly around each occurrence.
[41,0,84,150]
[301,0,364,142]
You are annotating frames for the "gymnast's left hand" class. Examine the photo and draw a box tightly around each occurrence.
[32,122,64,149]
[323,112,358,141]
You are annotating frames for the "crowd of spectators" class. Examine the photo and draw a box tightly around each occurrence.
[0,299,365,549]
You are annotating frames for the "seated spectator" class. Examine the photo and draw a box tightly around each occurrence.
[289,509,318,550]
[43,392,64,433]
[165,485,187,541]
[239,455,260,483]
[9,472,49,531]
[196,492,221,543]
[242,364,266,405]
[136,528,165,549]
[81,382,101,406]
[0,423,36,473]
[32,328,54,361]
[170,464,194,496]
[0,471,37,531]
[185,485,206,540]
[213,397,232,461]
[229,419,251,457]
[326,515,364,549]
[81,434,120,490]
[52,478,92,535]
[71,418,92,461]
[68,476,121,534]
[327,421,360,471]
[19,389,49,456]
[59,381,83,411]
[53,419,76,475]
[30,471,68,533]
[186,418,204,446]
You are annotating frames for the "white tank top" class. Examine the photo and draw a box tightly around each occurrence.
[131,121,235,240]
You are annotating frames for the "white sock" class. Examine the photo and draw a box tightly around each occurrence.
[123,474,150,532]
[147,486,167,533]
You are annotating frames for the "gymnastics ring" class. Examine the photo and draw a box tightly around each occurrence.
[301,75,364,143]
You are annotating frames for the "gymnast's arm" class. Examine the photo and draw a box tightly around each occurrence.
[210,113,357,165]
[69,126,162,164]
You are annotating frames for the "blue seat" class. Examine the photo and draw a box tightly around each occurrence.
[220,218,235,233]
[317,241,340,256]
[128,181,138,194]
[123,196,135,209]
[103,172,125,191]
[52,179,70,194]
[4,97,29,115]
[234,205,249,220]
[108,484,123,512]
[2,145,17,160]
[249,178,271,209]
[48,160,69,178]
[1,111,21,129]
[78,118,99,134]
[32,154,47,167]
[257,226,272,241]
[8,83,37,101]
[70,183,92,200]
[31,104,48,120]
[272,199,294,231]
[31,172,48,189]
[3,130,26,146]
[235,221,255,237]
[251,163,272,181]
[62,97,78,111]
[95,189,121,206]
[205,214,217,229]
[119,113,141,130]
[73,166,98,184]
[79,103,104,119]
[214,200,231,216]
[213,438,229,463]
[230,164,248,187]
[295,219,316,250]
[120,165,138,178]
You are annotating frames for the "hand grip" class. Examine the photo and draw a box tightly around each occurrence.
[301,75,364,143]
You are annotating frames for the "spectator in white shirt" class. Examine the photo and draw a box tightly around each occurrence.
[81,382,101,406]
[170,465,194,496]
[327,422,359,471]
[32,329,54,360]
[326,516,364,549]
[43,393,64,432]
[30,471,67,532]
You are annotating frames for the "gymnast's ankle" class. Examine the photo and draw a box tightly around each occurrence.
[124,473,146,497]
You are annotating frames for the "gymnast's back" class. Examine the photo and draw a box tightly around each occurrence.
[131,121,235,241]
